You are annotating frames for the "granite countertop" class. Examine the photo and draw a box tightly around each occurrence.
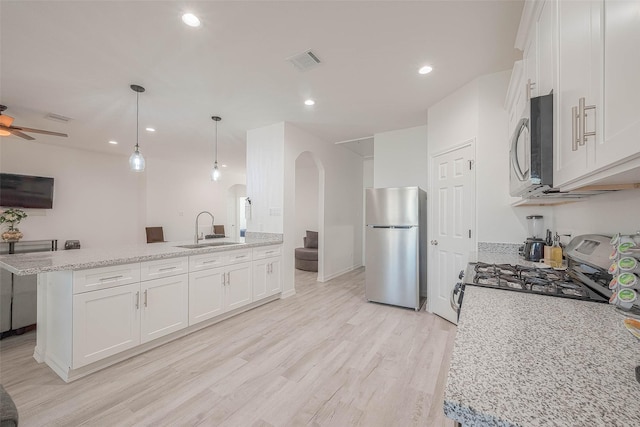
[444,286,640,426]
[0,235,282,276]
[468,251,543,268]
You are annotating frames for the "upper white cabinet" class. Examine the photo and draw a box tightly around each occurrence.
[514,0,640,190]
[554,0,602,187]
[598,0,640,169]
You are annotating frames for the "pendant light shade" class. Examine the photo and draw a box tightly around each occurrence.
[211,116,222,181]
[129,84,146,172]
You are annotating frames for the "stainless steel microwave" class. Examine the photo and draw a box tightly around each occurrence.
[509,94,553,197]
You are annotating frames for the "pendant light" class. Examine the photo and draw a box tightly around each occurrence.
[129,84,146,172]
[211,116,222,181]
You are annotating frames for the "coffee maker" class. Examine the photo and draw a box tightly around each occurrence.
[520,215,545,261]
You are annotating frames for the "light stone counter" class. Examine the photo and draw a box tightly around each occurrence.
[0,233,282,275]
[468,251,541,268]
[444,285,640,427]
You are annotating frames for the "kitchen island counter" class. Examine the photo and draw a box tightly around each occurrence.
[0,234,282,276]
[444,285,640,426]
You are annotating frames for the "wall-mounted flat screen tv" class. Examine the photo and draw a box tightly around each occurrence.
[0,173,55,209]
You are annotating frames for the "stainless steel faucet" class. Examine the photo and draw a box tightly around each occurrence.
[194,211,214,244]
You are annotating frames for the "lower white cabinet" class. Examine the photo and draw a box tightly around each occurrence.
[140,274,189,344]
[252,248,282,300]
[72,274,188,368]
[226,262,252,311]
[188,261,252,326]
[189,268,225,325]
[72,283,141,368]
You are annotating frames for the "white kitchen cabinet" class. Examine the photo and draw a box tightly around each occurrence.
[188,267,225,325]
[72,283,140,368]
[536,0,555,96]
[140,274,189,343]
[252,259,269,301]
[225,262,252,311]
[266,257,282,296]
[252,245,282,300]
[598,0,640,169]
[554,0,602,187]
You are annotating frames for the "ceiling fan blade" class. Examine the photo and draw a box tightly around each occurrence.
[11,126,68,137]
[2,127,35,140]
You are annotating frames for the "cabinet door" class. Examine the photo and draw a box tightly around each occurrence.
[188,268,225,326]
[555,0,601,186]
[225,261,252,311]
[267,257,282,296]
[140,274,188,344]
[523,35,538,99]
[252,259,269,301]
[72,283,140,368]
[1,269,12,332]
[536,0,555,96]
[599,0,640,168]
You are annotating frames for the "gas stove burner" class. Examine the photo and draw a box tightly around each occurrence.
[500,275,525,290]
[464,259,610,303]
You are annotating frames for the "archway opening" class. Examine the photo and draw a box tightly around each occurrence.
[294,151,321,283]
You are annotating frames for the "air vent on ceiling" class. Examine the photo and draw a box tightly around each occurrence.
[44,112,71,123]
[286,49,321,71]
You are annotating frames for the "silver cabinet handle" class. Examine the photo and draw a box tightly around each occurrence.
[202,260,217,264]
[572,106,579,151]
[221,274,225,286]
[226,272,230,285]
[526,78,536,101]
[235,255,246,259]
[100,275,123,281]
[144,290,148,307]
[578,97,596,146]
[135,291,140,309]
[266,250,275,254]
[430,240,438,245]
[159,266,177,271]
[268,263,272,274]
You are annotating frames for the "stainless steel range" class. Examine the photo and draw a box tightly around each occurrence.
[452,234,640,321]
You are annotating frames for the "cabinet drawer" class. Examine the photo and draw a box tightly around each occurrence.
[140,257,188,281]
[225,249,252,265]
[73,263,140,294]
[189,252,228,272]
[252,245,282,260]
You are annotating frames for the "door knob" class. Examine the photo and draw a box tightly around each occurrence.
[430,240,438,245]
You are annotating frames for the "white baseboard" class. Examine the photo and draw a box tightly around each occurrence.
[280,289,296,299]
[321,264,363,282]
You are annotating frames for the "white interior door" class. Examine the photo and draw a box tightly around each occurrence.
[428,143,475,324]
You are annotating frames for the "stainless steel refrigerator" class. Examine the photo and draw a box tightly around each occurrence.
[365,187,427,310]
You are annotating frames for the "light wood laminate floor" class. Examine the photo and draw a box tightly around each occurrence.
[0,268,456,427]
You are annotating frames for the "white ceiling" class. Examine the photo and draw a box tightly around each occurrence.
[0,1,523,172]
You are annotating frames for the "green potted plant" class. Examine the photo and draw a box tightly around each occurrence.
[0,208,28,242]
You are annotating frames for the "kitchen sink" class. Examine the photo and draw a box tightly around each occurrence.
[175,242,241,249]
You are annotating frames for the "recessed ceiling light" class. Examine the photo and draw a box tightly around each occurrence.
[221,164,227,168]
[304,99,315,106]
[146,127,156,132]
[418,65,433,75]
[182,13,201,27]
[108,140,118,145]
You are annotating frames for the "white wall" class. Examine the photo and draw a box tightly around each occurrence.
[363,158,374,188]
[427,71,553,244]
[0,139,141,248]
[294,152,319,247]
[373,125,428,190]
[246,123,284,233]
[552,190,640,238]
[145,157,246,242]
[0,139,247,248]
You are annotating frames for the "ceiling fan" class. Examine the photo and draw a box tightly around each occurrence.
[0,105,68,140]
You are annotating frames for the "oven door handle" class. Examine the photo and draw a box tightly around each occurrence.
[450,282,462,311]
